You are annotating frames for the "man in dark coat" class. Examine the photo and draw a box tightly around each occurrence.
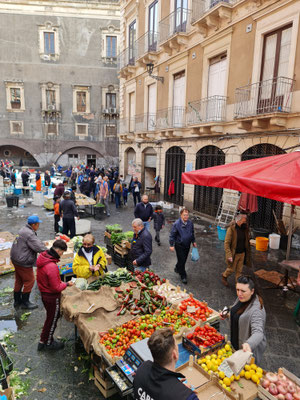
[130,177,142,206]
[59,191,79,238]
[134,195,153,231]
[80,175,91,197]
[130,218,152,272]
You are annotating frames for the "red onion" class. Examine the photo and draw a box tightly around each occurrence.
[293,392,300,400]
[287,383,296,394]
[276,395,285,400]
[285,394,294,400]
[278,385,288,395]
[266,372,279,383]
[261,379,271,389]
[269,383,279,396]
[278,373,287,382]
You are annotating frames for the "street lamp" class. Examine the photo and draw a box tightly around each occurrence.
[146,63,164,83]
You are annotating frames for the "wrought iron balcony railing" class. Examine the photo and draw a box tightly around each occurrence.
[159,8,192,44]
[119,117,135,135]
[187,96,227,125]
[135,113,157,133]
[234,77,294,119]
[117,45,136,72]
[156,107,186,129]
[192,0,235,23]
[136,31,160,60]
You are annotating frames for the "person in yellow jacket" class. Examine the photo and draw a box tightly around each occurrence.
[73,234,107,279]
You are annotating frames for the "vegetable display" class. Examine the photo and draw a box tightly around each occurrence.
[105,224,122,233]
[260,370,300,399]
[186,325,224,348]
[115,287,170,316]
[99,309,196,358]
[70,236,83,252]
[87,269,138,290]
[178,297,213,322]
[124,231,134,240]
[134,270,165,288]
[111,232,126,245]
[75,278,88,290]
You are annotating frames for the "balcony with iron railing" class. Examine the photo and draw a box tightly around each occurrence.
[156,107,186,130]
[191,0,235,36]
[135,113,157,133]
[159,8,192,52]
[119,117,136,136]
[117,45,137,76]
[187,96,227,125]
[136,31,160,63]
[234,76,294,130]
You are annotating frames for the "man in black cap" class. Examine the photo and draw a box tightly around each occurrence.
[59,191,79,238]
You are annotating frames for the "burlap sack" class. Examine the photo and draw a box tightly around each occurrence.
[61,285,118,321]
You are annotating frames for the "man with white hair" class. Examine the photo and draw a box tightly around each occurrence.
[222,213,251,287]
[130,218,152,272]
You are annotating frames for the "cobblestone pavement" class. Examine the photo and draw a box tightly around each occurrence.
[0,197,299,399]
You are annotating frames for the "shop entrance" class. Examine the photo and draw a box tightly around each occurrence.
[164,146,185,206]
[242,143,285,230]
[193,146,225,216]
[143,147,157,189]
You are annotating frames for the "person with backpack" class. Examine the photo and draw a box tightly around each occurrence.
[113,178,123,209]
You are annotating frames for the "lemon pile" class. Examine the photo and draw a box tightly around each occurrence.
[197,344,262,391]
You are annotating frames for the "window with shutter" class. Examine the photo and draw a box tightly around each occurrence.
[77,91,87,112]
[106,36,117,58]
[44,32,55,55]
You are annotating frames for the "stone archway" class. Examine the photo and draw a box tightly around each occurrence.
[164,146,185,206]
[142,147,157,189]
[55,146,104,168]
[0,145,39,167]
[124,147,137,178]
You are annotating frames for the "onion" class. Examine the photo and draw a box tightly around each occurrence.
[266,373,279,384]
[293,392,300,400]
[287,383,296,394]
[278,373,287,382]
[278,385,288,395]
[269,383,279,396]
[277,395,285,400]
[261,379,271,389]
[285,394,294,400]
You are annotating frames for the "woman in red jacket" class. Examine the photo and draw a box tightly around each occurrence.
[36,239,73,351]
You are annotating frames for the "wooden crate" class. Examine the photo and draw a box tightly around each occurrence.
[114,244,129,256]
[94,376,117,398]
[106,254,112,265]
[104,231,111,239]
[94,368,114,390]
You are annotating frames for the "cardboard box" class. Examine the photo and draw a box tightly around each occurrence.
[196,379,236,399]
[230,377,258,400]
[258,368,300,400]
[0,232,15,242]
[176,359,210,390]
[0,387,15,400]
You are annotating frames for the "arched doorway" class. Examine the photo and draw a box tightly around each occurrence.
[0,145,39,167]
[242,143,286,230]
[125,147,137,177]
[164,146,185,206]
[193,146,225,216]
[56,147,104,168]
[142,147,157,189]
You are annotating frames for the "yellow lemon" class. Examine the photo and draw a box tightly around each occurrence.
[206,361,212,370]
[217,359,222,365]
[257,367,263,375]
[201,363,206,369]
[249,370,255,377]
[219,371,225,379]
[240,370,245,377]
[234,375,240,381]
[218,350,223,357]
[226,387,231,392]
[221,357,226,361]
[225,344,231,352]
[212,354,217,359]
[256,372,262,379]
[222,384,227,390]
[223,377,231,387]
[206,355,211,361]
[204,366,208,372]
[211,364,218,372]
[244,371,251,380]
[227,351,232,356]
[230,375,235,382]
[244,365,251,371]
[208,370,212,375]
[197,360,201,365]
[200,358,206,363]
[251,374,259,383]
[219,380,223,385]
[250,364,257,370]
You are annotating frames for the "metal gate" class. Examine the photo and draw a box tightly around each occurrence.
[241,143,285,230]
[164,146,185,206]
[193,146,225,216]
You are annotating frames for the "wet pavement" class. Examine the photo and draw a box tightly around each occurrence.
[0,197,299,399]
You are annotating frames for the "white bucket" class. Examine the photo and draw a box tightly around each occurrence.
[269,233,280,250]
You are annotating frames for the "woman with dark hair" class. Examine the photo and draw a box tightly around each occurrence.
[222,275,266,364]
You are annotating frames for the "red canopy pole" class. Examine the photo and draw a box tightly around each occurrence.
[286,205,295,261]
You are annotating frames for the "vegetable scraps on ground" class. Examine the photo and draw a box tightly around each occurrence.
[178,296,213,322]
[99,309,196,358]
[114,286,170,316]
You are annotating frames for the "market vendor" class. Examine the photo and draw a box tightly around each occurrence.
[134,328,198,400]
[73,233,107,279]
[221,275,266,364]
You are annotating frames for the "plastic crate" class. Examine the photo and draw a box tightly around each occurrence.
[0,357,8,389]
[0,344,13,375]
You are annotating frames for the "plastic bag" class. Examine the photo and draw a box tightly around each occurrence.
[191,247,200,262]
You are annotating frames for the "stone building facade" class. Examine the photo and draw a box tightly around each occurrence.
[0,0,120,168]
[118,0,300,230]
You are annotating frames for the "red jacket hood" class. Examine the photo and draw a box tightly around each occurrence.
[36,251,59,268]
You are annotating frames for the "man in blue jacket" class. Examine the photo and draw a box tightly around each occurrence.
[169,208,197,284]
[134,195,153,231]
[130,218,152,272]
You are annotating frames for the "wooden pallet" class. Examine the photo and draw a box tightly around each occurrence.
[114,244,129,256]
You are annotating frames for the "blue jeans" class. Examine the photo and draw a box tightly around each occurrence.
[115,193,121,208]
[143,221,150,231]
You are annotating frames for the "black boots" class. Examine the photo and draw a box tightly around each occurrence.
[38,340,64,351]
[13,291,22,308]
[21,292,38,310]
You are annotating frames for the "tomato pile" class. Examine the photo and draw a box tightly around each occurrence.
[100,309,196,358]
[186,325,224,348]
[178,297,213,322]
[134,270,165,288]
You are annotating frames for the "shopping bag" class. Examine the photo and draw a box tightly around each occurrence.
[191,247,200,262]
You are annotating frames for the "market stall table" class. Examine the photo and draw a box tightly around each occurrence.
[278,259,300,292]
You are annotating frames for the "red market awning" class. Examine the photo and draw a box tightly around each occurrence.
[182,151,300,206]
